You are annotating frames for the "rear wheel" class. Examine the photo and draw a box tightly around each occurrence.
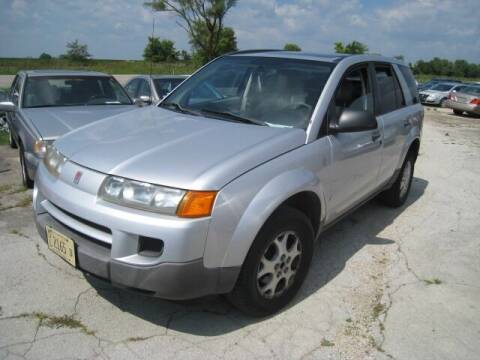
[19,145,34,189]
[379,153,414,208]
[453,109,463,116]
[228,206,314,317]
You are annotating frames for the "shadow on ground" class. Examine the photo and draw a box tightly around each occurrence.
[86,177,428,335]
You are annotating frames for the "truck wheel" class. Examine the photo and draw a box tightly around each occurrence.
[19,145,34,189]
[453,110,463,116]
[228,206,314,317]
[379,154,414,208]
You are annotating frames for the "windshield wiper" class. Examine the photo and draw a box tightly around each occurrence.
[199,108,267,126]
[159,101,199,116]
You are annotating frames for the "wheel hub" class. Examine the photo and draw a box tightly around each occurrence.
[256,230,302,299]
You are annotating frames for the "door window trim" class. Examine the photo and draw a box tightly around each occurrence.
[319,62,375,138]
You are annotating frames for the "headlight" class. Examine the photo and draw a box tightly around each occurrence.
[99,176,217,217]
[43,146,67,177]
[33,139,54,157]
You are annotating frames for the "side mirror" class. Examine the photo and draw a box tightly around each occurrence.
[329,109,377,133]
[0,101,16,112]
[137,96,152,105]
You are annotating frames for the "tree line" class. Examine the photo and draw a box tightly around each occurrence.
[34,0,479,79]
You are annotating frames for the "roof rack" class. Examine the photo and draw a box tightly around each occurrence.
[225,49,283,56]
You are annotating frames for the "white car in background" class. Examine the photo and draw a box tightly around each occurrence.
[419,83,465,107]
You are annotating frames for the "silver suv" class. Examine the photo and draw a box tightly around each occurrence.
[33,51,423,316]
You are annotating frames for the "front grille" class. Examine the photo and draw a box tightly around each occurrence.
[50,202,112,234]
[419,94,429,102]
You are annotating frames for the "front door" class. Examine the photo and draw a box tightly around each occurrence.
[323,64,383,221]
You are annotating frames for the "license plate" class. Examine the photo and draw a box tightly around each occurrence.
[46,225,76,267]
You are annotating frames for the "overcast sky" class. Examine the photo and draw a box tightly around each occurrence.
[1,0,479,63]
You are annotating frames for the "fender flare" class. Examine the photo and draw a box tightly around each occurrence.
[219,168,325,268]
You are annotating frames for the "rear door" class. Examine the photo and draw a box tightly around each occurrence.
[372,63,411,185]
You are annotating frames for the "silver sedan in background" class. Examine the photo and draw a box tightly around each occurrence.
[445,85,480,116]
[0,70,137,188]
[124,75,189,105]
[418,82,465,107]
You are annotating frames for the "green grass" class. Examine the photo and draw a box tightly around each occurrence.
[0,57,197,75]
[415,74,480,84]
[20,312,95,336]
[321,338,335,347]
[423,278,443,285]
[0,131,8,145]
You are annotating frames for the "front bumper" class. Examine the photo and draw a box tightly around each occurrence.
[34,162,240,299]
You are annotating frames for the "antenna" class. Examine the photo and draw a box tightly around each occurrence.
[149,10,155,102]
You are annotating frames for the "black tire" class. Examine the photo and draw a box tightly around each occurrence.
[379,153,415,208]
[453,109,463,116]
[19,145,34,189]
[227,206,314,317]
[8,124,17,149]
[439,99,446,108]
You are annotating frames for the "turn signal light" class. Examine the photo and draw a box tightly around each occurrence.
[176,191,217,218]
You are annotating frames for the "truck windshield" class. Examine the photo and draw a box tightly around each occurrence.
[161,56,334,129]
[22,76,132,108]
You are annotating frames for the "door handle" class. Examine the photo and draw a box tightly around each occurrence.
[371,132,381,142]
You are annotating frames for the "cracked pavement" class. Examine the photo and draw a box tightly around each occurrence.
[1,107,479,359]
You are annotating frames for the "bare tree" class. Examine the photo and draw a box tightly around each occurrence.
[144,0,237,63]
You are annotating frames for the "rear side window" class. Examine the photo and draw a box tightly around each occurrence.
[374,65,405,115]
[398,65,419,104]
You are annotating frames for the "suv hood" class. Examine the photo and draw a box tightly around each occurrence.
[55,106,306,190]
[21,105,135,139]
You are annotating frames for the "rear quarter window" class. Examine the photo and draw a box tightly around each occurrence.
[399,65,419,104]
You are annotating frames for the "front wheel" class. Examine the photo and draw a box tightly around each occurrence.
[379,154,414,207]
[453,109,463,116]
[8,124,18,149]
[227,206,314,317]
[19,146,34,189]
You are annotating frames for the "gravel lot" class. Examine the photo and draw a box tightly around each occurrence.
[0,107,479,360]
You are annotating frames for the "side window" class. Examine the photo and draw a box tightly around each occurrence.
[398,65,419,104]
[374,65,404,114]
[137,79,151,98]
[331,66,373,122]
[10,76,22,105]
[124,79,140,98]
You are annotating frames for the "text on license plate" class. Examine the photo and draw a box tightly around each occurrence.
[46,225,76,267]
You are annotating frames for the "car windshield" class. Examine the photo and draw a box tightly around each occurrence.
[161,56,334,129]
[22,76,132,108]
[154,78,185,98]
[431,84,455,92]
[461,86,480,96]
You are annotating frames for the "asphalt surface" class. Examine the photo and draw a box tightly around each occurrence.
[0,107,479,360]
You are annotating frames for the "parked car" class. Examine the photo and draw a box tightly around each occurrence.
[418,82,464,106]
[0,70,136,188]
[0,89,6,129]
[445,85,480,116]
[124,75,189,105]
[417,78,462,91]
[34,51,422,316]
